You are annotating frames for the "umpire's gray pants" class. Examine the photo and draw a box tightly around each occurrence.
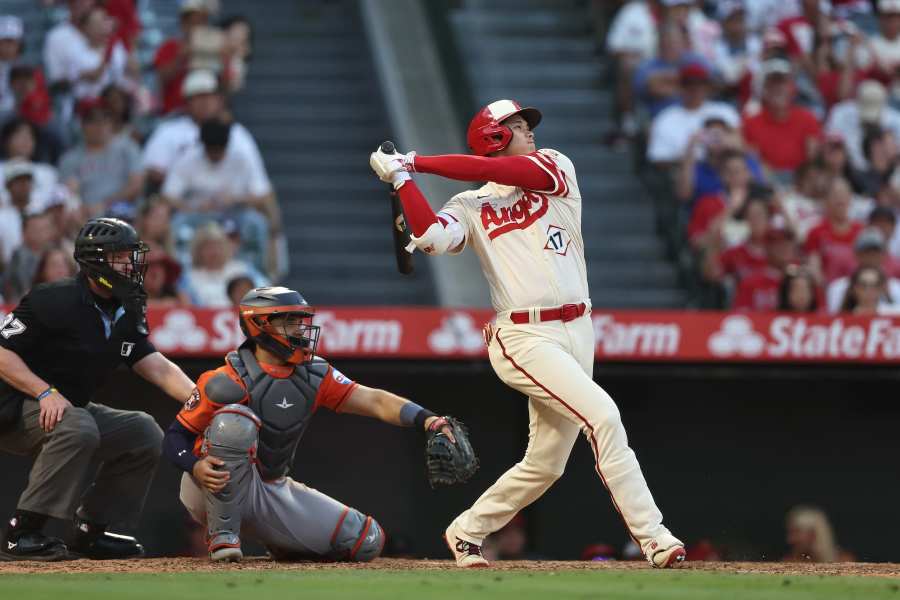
[180,470,380,559]
[0,399,163,526]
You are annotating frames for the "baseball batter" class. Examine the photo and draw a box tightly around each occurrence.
[369,99,685,568]
[161,286,473,562]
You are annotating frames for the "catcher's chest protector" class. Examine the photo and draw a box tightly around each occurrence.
[226,348,325,480]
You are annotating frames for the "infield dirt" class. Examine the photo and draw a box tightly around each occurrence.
[1,558,898,577]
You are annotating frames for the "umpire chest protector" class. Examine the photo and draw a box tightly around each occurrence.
[224,346,326,481]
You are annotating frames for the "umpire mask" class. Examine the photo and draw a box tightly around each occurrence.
[74,217,150,297]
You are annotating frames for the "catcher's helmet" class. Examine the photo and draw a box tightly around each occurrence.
[239,286,320,365]
[466,99,542,156]
[74,217,149,293]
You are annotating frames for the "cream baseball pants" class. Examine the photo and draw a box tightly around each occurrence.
[453,309,672,554]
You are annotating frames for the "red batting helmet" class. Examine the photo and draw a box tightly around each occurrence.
[466,99,542,156]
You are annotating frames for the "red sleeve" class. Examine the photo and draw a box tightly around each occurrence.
[105,0,141,50]
[314,365,359,412]
[741,115,759,149]
[154,39,180,69]
[719,247,739,276]
[19,69,52,126]
[778,18,804,57]
[803,109,822,139]
[688,196,725,245]
[803,225,822,256]
[413,153,554,192]
[396,180,439,236]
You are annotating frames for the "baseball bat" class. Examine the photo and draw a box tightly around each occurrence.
[380,141,415,275]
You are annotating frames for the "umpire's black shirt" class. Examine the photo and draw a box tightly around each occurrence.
[0,274,156,407]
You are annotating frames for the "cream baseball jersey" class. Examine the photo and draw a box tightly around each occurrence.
[437,149,589,312]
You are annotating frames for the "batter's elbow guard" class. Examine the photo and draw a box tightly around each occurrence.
[330,509,385,562]
[410,221,453,256]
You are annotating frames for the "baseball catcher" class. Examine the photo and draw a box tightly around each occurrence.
[162,286,476,562]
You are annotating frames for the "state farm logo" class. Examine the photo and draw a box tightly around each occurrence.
[428,312,484,354]
[708,316,765,357]
[480,191,549,240]
[708,315,900,359]
[150,310,208,352]
[593,314,680,356]
[314,311,401,353]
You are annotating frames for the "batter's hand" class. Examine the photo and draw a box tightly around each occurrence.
[39,391,72,433]
[193,456,230,493]
[369,146,415,188]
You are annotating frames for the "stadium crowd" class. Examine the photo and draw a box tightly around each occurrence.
[608,0,900,313]
[0,0,276,309]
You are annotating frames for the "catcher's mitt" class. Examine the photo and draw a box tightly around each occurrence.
[425,416,479,489]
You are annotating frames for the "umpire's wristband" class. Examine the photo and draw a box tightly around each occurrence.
[35,386,57,402]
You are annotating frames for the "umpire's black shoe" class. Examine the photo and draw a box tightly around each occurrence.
[70,530,145,560]
[0,531,71,562]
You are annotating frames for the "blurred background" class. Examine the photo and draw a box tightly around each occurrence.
[0,0,898,563]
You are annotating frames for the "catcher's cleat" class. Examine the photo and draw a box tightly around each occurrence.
[0,531,72,562]
[644,534,687,568]
[444,522,488,568]
[209,532,242,562]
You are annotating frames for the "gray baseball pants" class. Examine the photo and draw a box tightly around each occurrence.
[0,399,163,526]
[179,470,383,560]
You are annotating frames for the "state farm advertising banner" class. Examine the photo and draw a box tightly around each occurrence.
[3,305,900,363]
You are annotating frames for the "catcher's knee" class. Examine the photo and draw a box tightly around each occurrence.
[204,404,261,459]
[330,508,384,562]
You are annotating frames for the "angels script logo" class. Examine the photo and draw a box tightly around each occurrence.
[480,191,549,240]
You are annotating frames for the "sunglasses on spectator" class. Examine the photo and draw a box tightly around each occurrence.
[856,275,883,288]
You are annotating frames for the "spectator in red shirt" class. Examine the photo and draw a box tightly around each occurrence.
[743,58,822,174]
[105,0,141,52]
[0,16,54,158]
[777,266,820,312]
[689,151,764,252]
[803,176,864,283]
[813,20,875,111]
[153,0,213,114]
[733,223,798,311]
[708,195,772,287]
[777,0,830,73]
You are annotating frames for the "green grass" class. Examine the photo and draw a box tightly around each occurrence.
[1,570,898,600]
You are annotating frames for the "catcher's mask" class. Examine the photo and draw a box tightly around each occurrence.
[239,286,320,365]
[73,217,149,293]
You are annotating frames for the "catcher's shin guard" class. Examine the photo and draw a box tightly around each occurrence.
[202,404,261,561]
[329,508,384,562]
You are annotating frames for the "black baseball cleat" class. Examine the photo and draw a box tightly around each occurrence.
[70,530,145,560]
[70,518,145,560]
[0,531,71,562]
